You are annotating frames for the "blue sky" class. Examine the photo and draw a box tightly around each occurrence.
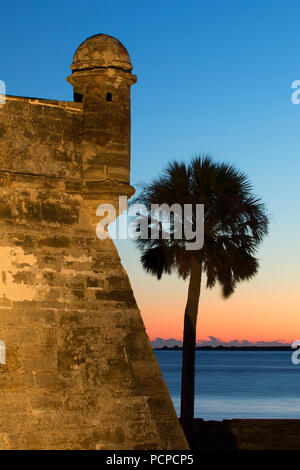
[1,0,299,341]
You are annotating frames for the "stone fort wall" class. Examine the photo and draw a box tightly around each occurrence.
[0,34,189,450]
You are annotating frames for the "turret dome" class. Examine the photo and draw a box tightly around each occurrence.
[71,34,133,72]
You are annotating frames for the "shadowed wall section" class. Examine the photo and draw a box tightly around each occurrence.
[0,35,188,450]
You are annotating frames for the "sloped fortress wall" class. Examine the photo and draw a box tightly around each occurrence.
[0,34,188,450]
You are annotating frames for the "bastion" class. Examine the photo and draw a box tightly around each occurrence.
[0,34,188,450]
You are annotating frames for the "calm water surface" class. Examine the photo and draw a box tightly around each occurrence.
[154,350,300,420]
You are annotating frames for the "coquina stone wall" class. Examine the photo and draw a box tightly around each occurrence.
[0,35,188,450]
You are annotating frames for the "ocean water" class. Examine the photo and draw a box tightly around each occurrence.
[154,350,300,420]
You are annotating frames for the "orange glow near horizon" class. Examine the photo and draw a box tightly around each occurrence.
[132,267,299,345]
[116,235,300,346]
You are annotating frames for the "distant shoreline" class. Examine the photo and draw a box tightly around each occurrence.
[153,346,292,351]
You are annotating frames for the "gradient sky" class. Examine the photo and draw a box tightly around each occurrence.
[1,0,299,343]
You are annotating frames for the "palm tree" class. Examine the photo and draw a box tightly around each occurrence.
[131,156,269,443]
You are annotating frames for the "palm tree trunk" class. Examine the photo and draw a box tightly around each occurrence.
[180,256,202,444]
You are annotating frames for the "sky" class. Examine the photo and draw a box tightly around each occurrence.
[0,0,299,344]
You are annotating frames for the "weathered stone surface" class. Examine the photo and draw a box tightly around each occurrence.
[0,34,188,450]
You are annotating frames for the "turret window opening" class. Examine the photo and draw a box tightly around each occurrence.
[74,92,83,103]
[106,92,113,102]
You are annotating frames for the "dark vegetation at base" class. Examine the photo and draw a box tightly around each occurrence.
[188,419,300,450]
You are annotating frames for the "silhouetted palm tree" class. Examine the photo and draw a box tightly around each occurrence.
[132,156,269,443]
